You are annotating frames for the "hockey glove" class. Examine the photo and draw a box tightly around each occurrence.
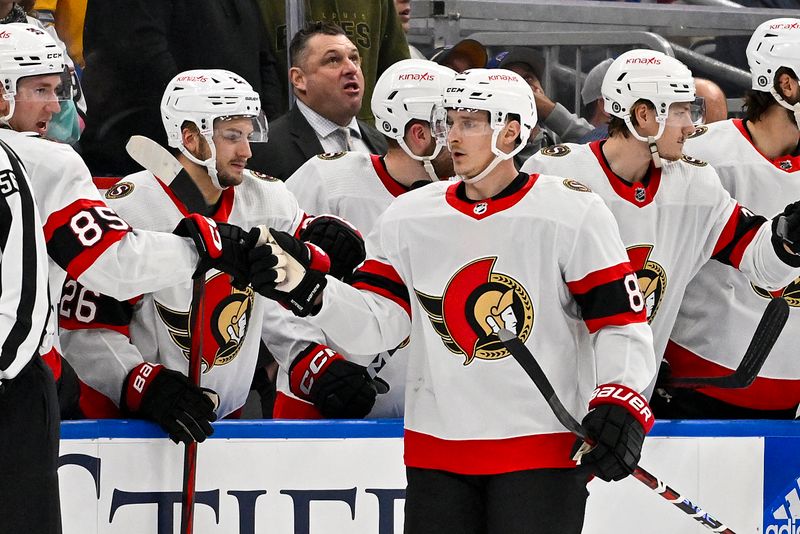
[573,384,653,482]
[773,201,800,267]
[290,343,377,418]
[121,363,219,445]
[248,228,330,317]
[298,215,365,280]
[173,214,255,287]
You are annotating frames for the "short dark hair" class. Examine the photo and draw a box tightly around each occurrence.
[289,21,348,68]
[607,99,654,138]
[742,66,798,123]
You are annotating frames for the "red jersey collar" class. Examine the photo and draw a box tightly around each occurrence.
[445,173,538,220]
[154,174,234,223]
[589,140,661,207]
[371,154,410,197]
[732,118,800,174]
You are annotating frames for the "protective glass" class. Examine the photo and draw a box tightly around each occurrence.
[212,111,269,144]
[663,98,705,128]
[15,68,75,102]
[430,104,493,142]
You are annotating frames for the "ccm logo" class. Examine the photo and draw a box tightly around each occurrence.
[591,385,653,423]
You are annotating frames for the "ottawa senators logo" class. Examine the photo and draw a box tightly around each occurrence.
[155,272,255,372]
[752,278,800,307]
[415,257,534,365]
[627,244,667,323]
[688,125,707,139]
[681,154,708,167]
[105,181,135,199]
[317,152,347,160]
[562,178,591,193]
[247,170,278,182]
[540,144,571,157]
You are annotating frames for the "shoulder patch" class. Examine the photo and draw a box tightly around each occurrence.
[105,181,135,199]
[540,144,571,157]
[249,170,278,182]
[562,178,592,193]
[681,154,708,167]
[688,125,707,139]
[317,152,347,160]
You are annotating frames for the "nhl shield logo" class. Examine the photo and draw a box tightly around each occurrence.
[474,202,488,215]
[634,186,647,203]
[415,257,534,365]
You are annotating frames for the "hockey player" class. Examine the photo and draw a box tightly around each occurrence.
[250,68,656,534]
[274,58,456,419]
[57,69,370,442]
[663,19,800,419]
[522,49,800,397]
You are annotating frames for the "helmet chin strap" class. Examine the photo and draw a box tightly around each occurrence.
[0,94,15,125]
[457,128,515,185]
[179,134,227,190]
[623,115,667,168]
[398,137,445,182]
[769,87,800,131]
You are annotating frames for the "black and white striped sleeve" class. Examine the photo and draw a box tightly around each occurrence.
[0,140,51,381]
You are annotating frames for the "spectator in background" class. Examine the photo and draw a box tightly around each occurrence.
[249,22,387,182]
[394,0,425,60]
[429,38,487,72]
[79,0,282,177]
[257,0,410,121]
[694,77,728,123]
[33,0,86,68]
[576,58,613,143]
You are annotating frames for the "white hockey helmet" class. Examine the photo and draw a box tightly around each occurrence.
[433,68,536,183]
[372,59,456,179]
[161,69,267,189]
[602,49,700,143]
[746,18,800,127]
[0,23,71,123]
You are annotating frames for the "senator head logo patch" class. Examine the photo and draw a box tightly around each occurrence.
[752,278,800,307]
[627,244,667,323]
[415,257,533,365]
[155,272,255,371]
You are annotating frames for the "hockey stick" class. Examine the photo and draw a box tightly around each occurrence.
[125,135,184,186]
[667,297,789,389]
[497,329,737,534]
[180,276,206,534]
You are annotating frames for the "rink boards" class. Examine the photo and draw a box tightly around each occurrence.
[59,419,800,534]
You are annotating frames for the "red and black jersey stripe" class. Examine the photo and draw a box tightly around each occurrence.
[711,204,765,269]
[44,199,132,278]
[567,262,646,333]
[350,259,410,316]
[58,277,139,337]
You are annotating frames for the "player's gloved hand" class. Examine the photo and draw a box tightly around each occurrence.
[572,384,653,482]
[121,362,219,445]
[290,343,377,418]
[773,201,800,266]
[248,228,330,317]
[298,214,365,280]
[173,214,254,286]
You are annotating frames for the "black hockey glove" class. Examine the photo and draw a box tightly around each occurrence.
[573,384,653,482]
[173,214,255,287]
[298,214,365,280]
[772,201,800,267]
[289,343,377,418]
[248,228,329,317]
[121,363,218,445]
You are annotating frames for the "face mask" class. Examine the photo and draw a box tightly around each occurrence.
[46,99,81,145]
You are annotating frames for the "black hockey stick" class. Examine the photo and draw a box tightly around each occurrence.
[667,297,789,389]
[497,329,737,534]
[180,276,206,534]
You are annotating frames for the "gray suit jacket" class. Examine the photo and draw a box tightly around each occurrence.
[249,105,388,181]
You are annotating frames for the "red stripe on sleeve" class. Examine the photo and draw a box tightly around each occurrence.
[584,309,646,333]
[566,262,635,295]
[67,229,131,279]
[729,225,761,269]
[358,259,404,285]
[712,204,740,257]
[59,316,131,337]
[43,199,107,241]
[352,280,412,317]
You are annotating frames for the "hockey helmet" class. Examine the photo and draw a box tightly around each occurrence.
[602,50,702,143]
[161,69,267,189]
[747,18,800,92]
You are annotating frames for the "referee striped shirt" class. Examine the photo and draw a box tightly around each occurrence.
[0,139,49,381]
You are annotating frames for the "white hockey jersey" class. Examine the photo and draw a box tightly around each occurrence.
[282,151,414,418]
[669,119,800,410]
[310,173,655,474]
[58,170,306,417]
[523,140,799,396]
[0,129,203,359]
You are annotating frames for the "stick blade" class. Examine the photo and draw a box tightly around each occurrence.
[125,135,184,185]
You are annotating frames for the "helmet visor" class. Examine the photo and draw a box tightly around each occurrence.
[430,104,494,142]
[663,98,705,128]
[15,68,75,102]
[212,112,269,144]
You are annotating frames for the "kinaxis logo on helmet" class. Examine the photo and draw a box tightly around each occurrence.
[626,57,662,65]
[488,74,516,81]
[176,75,208,83]
[415,257,534,365]
[0,31,10,39]
[770,22,800,30]
[398,72,435,81]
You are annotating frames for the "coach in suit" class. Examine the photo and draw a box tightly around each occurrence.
[250,22,387,181]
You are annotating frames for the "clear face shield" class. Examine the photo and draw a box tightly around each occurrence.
[660,98,705,130]
[13,68,75,104]
[211,112,269,145]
